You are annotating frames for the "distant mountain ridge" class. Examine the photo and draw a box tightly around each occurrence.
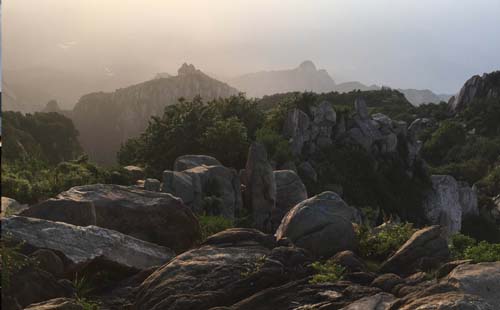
[226,61,450,106]
[71,63,239,164]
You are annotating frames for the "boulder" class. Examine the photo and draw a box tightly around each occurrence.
[22,184,200,252]
[163,164,242,220]
[272,170,307,230]
[24,298,83,310]
[446,261,500,307]
[144,178,161,192]
[276,191,360,257]
[332,250,366,272]
[371,273,404,292]
[173,154,222,171]
[380,226,450,276]
[398,292,494,310]
[244,143,276,232]
[283,109,311,156]
[134,229,310,310]
[3,216,174,272]
[21,200,97,226]
[1,197,28,217]
[123,165,145,181]
[423,175,462,236]
[339,292,395,310]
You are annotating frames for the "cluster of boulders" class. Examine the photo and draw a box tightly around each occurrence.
[282,98,419,174]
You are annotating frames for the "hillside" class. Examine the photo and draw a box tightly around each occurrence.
[71,63,239,164]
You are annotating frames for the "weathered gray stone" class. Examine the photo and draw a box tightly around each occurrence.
[24,184,200,252]
[173,155,222,172]
[3,216,174,271]
[1,197,28,217]
[423,175,462,236]
[144,178,161,192]
[340,292,395,310]
[381,226,450,276]
[244,143,276,232]
[164,164,242,220]
[446,261,500,307]
[276,191,360,257]
[272,170,307,230]
[123,165,145,181]
[399,292,494,310]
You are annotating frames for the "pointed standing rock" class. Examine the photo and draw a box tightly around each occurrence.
[244,143,276,233]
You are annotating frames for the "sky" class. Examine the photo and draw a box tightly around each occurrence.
[3,0,500,94]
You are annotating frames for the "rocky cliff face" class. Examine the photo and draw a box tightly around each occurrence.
[449,71,500,112]
[71,64,239,164]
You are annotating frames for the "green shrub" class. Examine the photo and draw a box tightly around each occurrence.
[310,260,346,284]
[450,233,500,262]
[256,127,293,165]
[198,215,233,241]
[357,223,416,260]
[450,233,477,259]
[1,238,35,289]
[461,215,500,243]
[464,241,500,263]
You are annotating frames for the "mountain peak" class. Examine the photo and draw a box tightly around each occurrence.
[298,60,317,71]
[178,63,201,76]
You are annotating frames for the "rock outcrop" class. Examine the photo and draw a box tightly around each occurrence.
[449,71,500,112]
[163,162,242,220]
[380,226,450,276]
[276,191,360,257]
[21,184,200,252]
[1,197,28,217]
[446,261,500,307]
[243,143,276,232]
[3,216,174,272]
[272,170,307,231]
[134,228,311,310]
[423,175,478,236]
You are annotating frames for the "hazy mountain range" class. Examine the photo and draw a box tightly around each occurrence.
[226,61,451,106]
[3,61,452,114]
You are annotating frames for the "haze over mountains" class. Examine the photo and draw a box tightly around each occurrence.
[3,60,453,114]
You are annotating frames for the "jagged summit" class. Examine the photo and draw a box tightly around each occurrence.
[178,63,202,76]
[449,70,500,112]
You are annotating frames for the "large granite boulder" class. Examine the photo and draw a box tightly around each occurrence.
[134,229,311,310]
[21,184,200,252]
[380,226,450,276]
[243,143,276,232]
[123,165,145,181]
[1,197,28,217]
[354,97,370,120]
[276,191,360,257]
[423,175,462,236]
[398,292,494,310]
[3,216,174,272]
[272,170,307,231]
[163,164,242,220]
[340,293,395,310]
[446,261,500,307]
[423,175,478,236]
[173,154,222,172]
[144,178,161,192]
